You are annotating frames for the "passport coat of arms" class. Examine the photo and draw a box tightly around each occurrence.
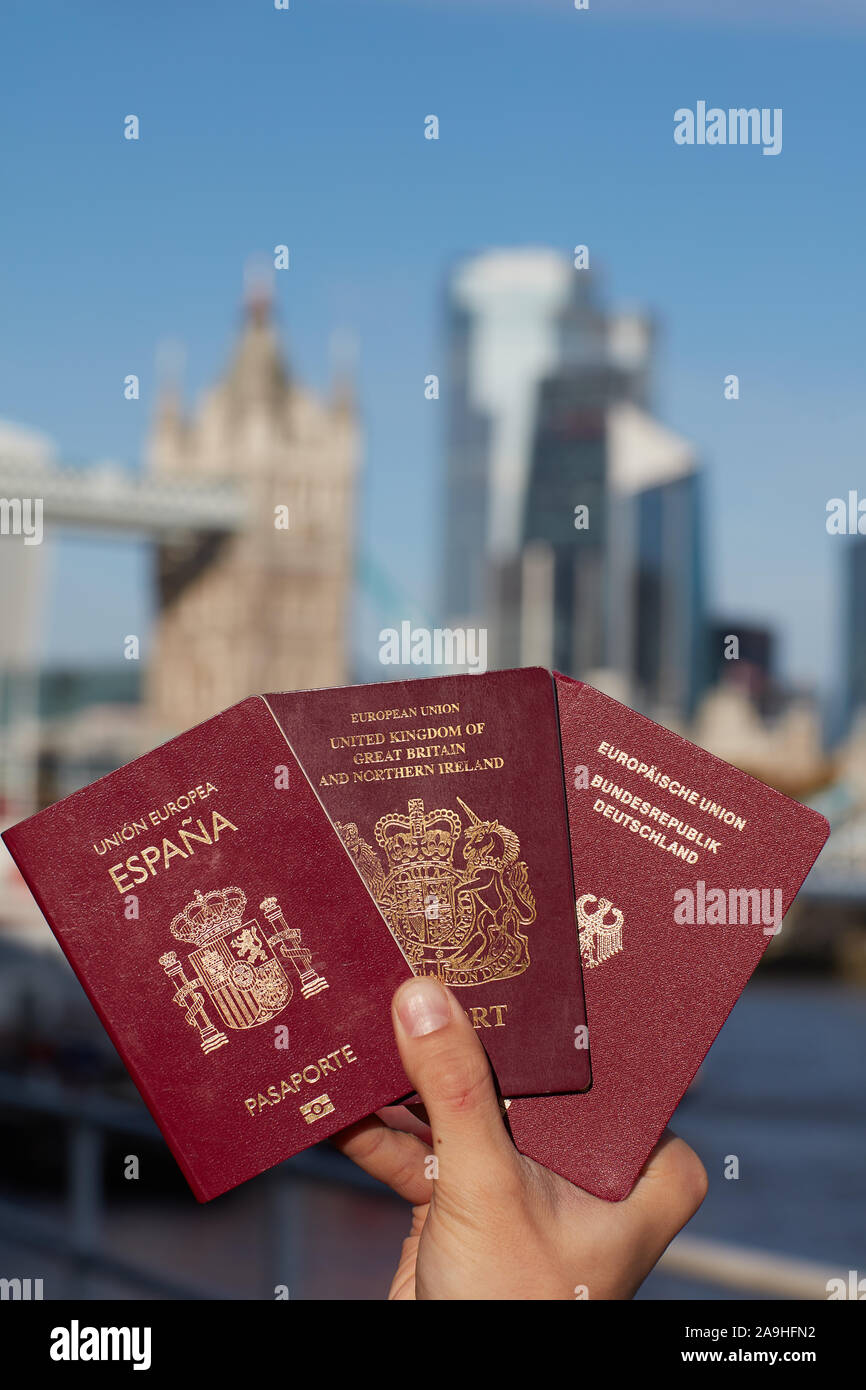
[337,796,536,987]
[158,886,328,1055]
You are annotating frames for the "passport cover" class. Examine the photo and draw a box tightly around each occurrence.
[264,668,591,1098]
[2,697,413,1202]
[504,676,830,1200]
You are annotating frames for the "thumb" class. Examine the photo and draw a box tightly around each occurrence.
[391,975,519,1192]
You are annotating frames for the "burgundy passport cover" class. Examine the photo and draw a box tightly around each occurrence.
[2,697,413,1201]
[264,668,591,1098]
[504,676,830,1200]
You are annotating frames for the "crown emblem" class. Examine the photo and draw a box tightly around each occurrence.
[339,796,536,988]
[374,797,462,867]
[576,893,624,969]
[170,886,247,946]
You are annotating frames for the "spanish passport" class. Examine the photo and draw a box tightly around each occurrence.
[264,667,592,1098]
[504,675,830,1200]
[1,696,414,1202]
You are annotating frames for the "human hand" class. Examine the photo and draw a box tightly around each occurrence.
[333,975,707,1300]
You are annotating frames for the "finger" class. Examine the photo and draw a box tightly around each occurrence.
[376,1105,433,1143]
[626,1128,708,1250]
[331,1112,434,1205]
[391,975,519,1192]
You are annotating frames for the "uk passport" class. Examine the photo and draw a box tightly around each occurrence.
[264,667,591,1098]
[504,676,830,1200]
[2,697,413,1201]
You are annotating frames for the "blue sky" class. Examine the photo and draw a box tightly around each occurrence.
[1,0,864,711]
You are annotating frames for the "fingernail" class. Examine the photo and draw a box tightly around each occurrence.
[396,976,452,1037]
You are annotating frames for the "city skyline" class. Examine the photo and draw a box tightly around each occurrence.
[442,247,709,720]
[1,1,863,712]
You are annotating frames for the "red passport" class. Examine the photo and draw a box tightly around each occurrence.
[504,676,830,1200]
[264,668,591,1098]
[2,697,413,1201]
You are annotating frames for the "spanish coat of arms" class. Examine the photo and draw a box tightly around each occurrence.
[158,886,328,1055]
[336,796,536,987]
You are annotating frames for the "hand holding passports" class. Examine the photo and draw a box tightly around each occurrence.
[2,671,828,1204]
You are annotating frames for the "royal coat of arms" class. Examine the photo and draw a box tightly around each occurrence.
[336,796,536,987]
[158,887,328,1055]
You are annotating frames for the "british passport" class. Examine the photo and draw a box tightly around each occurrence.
[264,667,591,1099]
[2,697,414,1201]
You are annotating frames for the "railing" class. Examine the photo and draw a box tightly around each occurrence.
[657,1235,840,1300]
[0,1072,844,1300]
[0,1072,324,1299]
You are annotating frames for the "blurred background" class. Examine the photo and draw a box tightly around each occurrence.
[0,0,864,1299]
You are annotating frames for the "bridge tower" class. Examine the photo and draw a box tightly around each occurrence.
[146,284,358,735]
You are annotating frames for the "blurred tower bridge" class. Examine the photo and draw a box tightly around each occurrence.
[0,288,433,835]
[0,448,426,698]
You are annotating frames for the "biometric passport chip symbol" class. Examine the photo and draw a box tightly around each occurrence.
[158,886,329,1054]
[301,1094,335,1124]
[576,893,624,970]
[336,795,536,987]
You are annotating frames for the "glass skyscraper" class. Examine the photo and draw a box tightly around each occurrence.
[442,248,707,720]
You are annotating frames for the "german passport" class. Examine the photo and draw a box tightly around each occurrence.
[1,697,413,1202]
[504,675,830,1200]
[264,667,591,1098]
